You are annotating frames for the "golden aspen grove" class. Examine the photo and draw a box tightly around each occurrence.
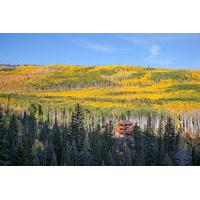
[0,64,200,114]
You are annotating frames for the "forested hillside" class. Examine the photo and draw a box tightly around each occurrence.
[0,65,200,165]
[0,65,200,133]
[0,103,200,166]
[1,65,200,114]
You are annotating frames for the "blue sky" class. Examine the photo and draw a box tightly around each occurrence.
[0,33,200,69]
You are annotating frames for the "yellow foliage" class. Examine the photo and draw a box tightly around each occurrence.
[0,65,200,114]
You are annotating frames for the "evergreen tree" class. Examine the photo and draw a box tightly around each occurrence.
[101,122,115,165]
[70,104,85,152]
[62,140,70,166]
[144,117,158,165]
[61,127,71,165]
[89,127,103,165]
[133,123,145,165]
[106,149,116,166]
[174,136,192,166]
[69,139,79,165]
[22,106,37,165]
[164,117,176,157]
[8,115,19,165]
[22,113,32,165]
[2,104,200,166]
[52,121,62,165]
[14,139,27,166]
[79,133,91,165]
[39,121,50,144]
[33,149,40,166]
[27,116,36,165]
[0,115,10,165]
[146,114,154,134]
[191,145,200,166]
[157,117,165,165]
[124,144,133,166]
[50,151,58,166]
[45,136,57,166]
[32,139,44,166]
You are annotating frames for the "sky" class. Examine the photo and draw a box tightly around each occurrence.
[0,33,200,69]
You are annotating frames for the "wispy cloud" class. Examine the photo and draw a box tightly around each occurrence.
[149,44,160,56]
[80,41,114,53]
[119,34,150,47]
[119,35,173,67]
[120,33,197,45]
[146,44,172,67]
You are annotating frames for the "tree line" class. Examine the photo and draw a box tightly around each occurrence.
[0,103,200,166]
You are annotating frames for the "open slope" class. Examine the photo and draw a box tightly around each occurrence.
[0,65,200,115]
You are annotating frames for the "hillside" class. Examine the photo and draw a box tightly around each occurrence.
[1,64,200,166]
[0,65,200,116]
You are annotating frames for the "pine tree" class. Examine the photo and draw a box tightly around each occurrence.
[14,139,27,166]
[62,140,70,166]
[61,127,71,165]
[22,114,33,165]
[52,121,62,165]
[174,136,192,166]
[8,115,19,165]
[45,136,57,166]
[33,150,40,166]
[157,117,165,165]
[106,149,116,166]
[79,133,91,165]
[39,121,50,144]
[191,144,200,166]
[22,108,37,166]
[124,144,133,166]
[89,126,103,165]
[0,114,10,165]
[104,121,114,151]
[146,114,154,134]
[133,123,145,165]
[101,121,114,164]
[69,139,79,165]
[164,117,176,157]
[28,116,36,165]
[50,151,57,166]
[144,117,158,165]
[70,104,85,152]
